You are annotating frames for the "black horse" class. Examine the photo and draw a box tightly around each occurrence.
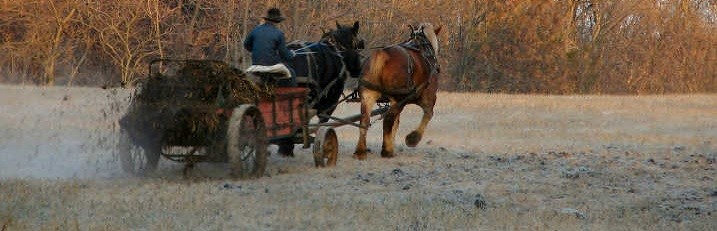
[277,21,364,156]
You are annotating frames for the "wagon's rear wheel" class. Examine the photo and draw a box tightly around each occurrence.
[313,127,338,167]
[227,105,267,179]
[117,129,160,176]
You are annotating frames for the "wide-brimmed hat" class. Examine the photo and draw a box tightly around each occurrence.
[262,8,285,23]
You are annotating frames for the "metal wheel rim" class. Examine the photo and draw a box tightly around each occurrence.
[314,128,338,167]
[227,105,267,179]
[322,129,338,166]
[238,114,258,173]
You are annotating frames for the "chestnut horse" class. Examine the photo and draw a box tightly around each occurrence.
[353,23,442,159]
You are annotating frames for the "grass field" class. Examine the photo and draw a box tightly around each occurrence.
[0,85,715,230]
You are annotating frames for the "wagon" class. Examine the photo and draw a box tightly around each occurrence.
[117,59,349,179]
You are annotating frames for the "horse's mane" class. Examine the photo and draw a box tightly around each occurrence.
[417,23,439,57]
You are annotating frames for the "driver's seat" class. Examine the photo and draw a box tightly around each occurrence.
[245,64,292,86]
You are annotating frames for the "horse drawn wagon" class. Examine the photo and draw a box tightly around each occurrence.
[116,21,440,179]
[117,59,346,178]
[116,22,376,179]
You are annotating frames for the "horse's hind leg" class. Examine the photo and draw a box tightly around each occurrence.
[406,99,435,147]
[277,139,295,157]
[381,99,404,158]
[353,88,380,160]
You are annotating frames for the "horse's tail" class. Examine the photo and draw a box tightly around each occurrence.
[362,50,389,80]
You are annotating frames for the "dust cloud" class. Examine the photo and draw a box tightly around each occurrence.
[0,85,130,179]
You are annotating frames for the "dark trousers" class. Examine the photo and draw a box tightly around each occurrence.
[275,66,297,87]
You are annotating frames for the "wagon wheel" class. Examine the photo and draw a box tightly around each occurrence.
[313,127,338,167]
[117,128,160,176]
[227,105,267,179]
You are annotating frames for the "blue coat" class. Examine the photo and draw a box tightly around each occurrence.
[243,23,295,66]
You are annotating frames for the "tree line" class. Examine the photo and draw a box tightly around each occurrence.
[1,0,715,93]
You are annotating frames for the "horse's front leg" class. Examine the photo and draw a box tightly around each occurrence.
[381,99,403,158]
[353,88,379,160]
[406,100,435,147]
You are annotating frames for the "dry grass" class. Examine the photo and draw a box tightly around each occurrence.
[0,85,715,230]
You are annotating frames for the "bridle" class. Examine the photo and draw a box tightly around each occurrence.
[321,28,365,53]
[319,28,365,78]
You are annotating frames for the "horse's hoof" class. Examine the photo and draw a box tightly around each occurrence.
[353,153,368,160]
[278,145,295,157]
[381,150,395,158]
[406,131,422,147]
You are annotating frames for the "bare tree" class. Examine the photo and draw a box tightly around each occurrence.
[0,0,715,93]
[16,0,78,85]
[81,0,157,87]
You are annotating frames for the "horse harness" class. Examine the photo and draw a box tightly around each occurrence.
[291,33,352,110]
[401,28,440,75]
[360,29,439,100]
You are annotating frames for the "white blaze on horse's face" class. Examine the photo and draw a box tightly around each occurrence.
[417,23,439,57]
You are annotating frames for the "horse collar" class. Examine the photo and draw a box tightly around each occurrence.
[400,33,439,75]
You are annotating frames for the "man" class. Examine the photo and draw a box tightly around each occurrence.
[243,8,296,87]
[243,8,298,157]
